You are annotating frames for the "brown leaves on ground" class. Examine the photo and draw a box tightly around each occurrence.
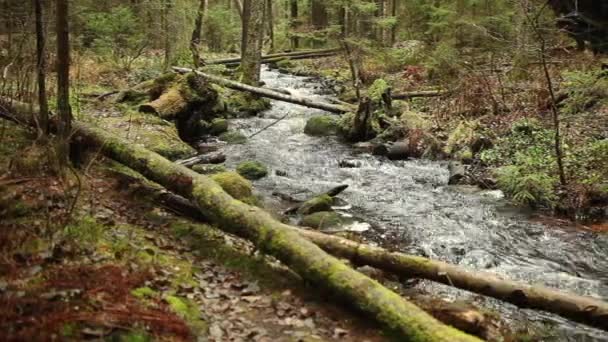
[0,263,191,341]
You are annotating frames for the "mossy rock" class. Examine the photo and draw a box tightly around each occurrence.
[304,116,339,136]
[211,172,253,201]
[219,130,247,144]
[91,110,195,160]
[297,194,333,215]
[209,118,229,135]
[131,287,157,299]
[236,161,268,180]
[225,92,271,116]
[301,211,345,230]
[192,164,227,175]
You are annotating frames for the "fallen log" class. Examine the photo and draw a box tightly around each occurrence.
[175,151,226,167]
[172,67,354,114]
[206,48,341,65]
[118,171,608,332]
[392,90,447,100]
[0,99,480,342]
[112,172,505,341]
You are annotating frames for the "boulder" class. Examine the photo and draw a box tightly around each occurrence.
[209,118,229,135]
[219,131,247,144]
[386,141,411,160]
[236,161,269,180]
[448,161,467,185]
[304,116,339,136]
[300,211,345,230]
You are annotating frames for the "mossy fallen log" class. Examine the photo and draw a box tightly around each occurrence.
[173,67,354,114]
[206,48,342,66]
[105,164,608,333]
[0,99,480,342]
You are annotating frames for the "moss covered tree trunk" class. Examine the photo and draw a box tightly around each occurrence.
[70,123,479,341]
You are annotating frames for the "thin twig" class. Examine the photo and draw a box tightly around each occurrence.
[249,112,290,138]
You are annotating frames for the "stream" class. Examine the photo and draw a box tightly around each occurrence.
[220,66,608,341]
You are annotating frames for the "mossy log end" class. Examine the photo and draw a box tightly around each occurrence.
[69,121,479,341]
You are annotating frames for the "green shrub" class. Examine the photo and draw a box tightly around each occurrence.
[495,165,558,208]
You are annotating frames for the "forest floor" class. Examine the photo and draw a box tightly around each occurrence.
[0,121,390,341]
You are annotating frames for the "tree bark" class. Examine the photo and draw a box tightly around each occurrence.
[173,67,353,113]
[289,0,299,49]
[0,99,481,342]
[190,0,206,68]
[241,0,265,86]
[56,0,71,165]
[34,0,49,138]
[266,0,274,52]
[97,159,608,333]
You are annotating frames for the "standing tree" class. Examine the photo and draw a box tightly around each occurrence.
[56,0,72,166]
[34,0,48,139]
[241,0,265,86]
[191,0,207,68]
[289,0,299,49]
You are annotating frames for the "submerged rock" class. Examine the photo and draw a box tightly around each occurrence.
[209,118,229,135]
[219,131,247,144]
[304,116,339,136]
[301,211,345,230]
[448,161,467,185]
[236,161,268,180]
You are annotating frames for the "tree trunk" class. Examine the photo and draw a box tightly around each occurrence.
[0,100,481,342]
[241,0,265,86]
[162,0,172,71]
[34,0,49,138]
[56,0,71,166]
[289,0,299,49]
[293,228,608,332]
[206,48,341,65]
[173,67,352,113]
[266,0,275,52]
[190,0,206,68]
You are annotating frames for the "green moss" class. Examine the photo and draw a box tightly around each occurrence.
[209,118,229,135]
[116,331,152,342]
[192,164,227,175]
[60,323,79,338]
[297,194,333,215]
[236,161,268,180]
[300,211,345,229]
[63,216,106,248]
[368,79,390,102]
[89,109,195,160]
[131,286,158,299]
[304,116,339,136]
[219,130,247,144]
[165,295,206,332]
[211,172,253,201]
[445,120,481,156]
[400,110,432,130]
[225,92,271,116]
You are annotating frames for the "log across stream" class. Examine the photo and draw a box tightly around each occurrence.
[219,66,608,340]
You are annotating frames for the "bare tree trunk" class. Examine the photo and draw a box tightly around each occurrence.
[266,0,275,51]
[34,0,49,138]
[162,0,172,71]
[56,0,72,165]
[241,0,265,86]
[289,0,299,49]
[233,0,243,18]
[390,0,397,46]
[191,0,206,68]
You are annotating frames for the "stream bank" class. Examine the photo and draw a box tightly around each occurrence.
[216,66,608,341]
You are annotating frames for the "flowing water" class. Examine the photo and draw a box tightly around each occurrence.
[221,66,608,341]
